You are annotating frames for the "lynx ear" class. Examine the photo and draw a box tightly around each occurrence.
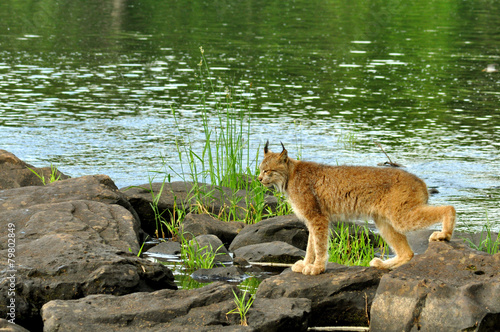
[279,142,288,162]
[264,140,270,154]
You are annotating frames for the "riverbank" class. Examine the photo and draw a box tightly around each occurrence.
[0,150,498,331]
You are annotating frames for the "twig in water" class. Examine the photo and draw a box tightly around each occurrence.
[375,142,404,167]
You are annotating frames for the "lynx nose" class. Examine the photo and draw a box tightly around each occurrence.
[258,174,263,182]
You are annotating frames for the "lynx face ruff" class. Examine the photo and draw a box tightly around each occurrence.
[258,142,456,275]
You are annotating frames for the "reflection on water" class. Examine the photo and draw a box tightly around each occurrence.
[0,0,498,232]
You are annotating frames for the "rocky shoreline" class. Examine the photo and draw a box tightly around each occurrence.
[0,150,498,331]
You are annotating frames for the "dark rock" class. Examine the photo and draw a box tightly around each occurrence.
[182,213,245,245]
[120,182,276,237]
[0,150,70,190]
[191,266,249,282]
[42,281,311,332]
[248,297,311,332]
[370,241,500,332]
[0,174,138,220]
[41,282,240,331]
[256,263,387,327]
[0,177,176,330]
[192,234,233,264]
[145,240,181,256]
[229,215,308,252]
[233,241,306,264]
[0,319,30,332]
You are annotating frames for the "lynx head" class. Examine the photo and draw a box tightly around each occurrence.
[258,141,289,193]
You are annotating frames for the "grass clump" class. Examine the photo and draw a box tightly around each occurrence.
[180,233,225,271]
[328,222,388,266]
[27,163,61,185]
[461,217,499,255]
[226,287,255,326]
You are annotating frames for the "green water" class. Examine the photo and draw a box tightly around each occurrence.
[0,0,498,232]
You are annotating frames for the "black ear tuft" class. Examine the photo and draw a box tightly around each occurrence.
[264,140,269,154]
[280,142,286,151]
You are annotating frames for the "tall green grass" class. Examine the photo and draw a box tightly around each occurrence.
[328,223,389,266]
[162,47,280,226]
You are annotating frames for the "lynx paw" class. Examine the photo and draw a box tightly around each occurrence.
[369,258,386,269]
[429,231,451,242]
[291,260,305,273]
[302,264,325,275]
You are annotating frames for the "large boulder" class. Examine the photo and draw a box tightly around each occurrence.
[120,182,277,237]
[42,282,311,332]
[0,150,70,189]
[370,241,500,331]
[256,263,387,327]
[0,176,176,331]
[229,215,308,251]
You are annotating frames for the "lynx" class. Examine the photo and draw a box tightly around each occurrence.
[258,141,456,275]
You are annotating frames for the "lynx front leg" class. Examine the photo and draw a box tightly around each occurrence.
[300,217,329,276]
[292,231,315,273]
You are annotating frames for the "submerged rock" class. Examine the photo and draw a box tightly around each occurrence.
[370,241,500,331]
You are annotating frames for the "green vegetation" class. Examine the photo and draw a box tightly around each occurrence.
[461,217,500,255]
[328,222,389,266]
[180,233,225,272]
[27,164,61,185]
[227,287,255,326]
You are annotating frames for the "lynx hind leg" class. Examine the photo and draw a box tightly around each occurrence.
[401,205,456,242]
[370,217,414,270]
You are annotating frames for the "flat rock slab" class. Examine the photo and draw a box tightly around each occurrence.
[370,241,500,331]
[0,174,137,217]
[256,263,387,327]
[42,282,311,332]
